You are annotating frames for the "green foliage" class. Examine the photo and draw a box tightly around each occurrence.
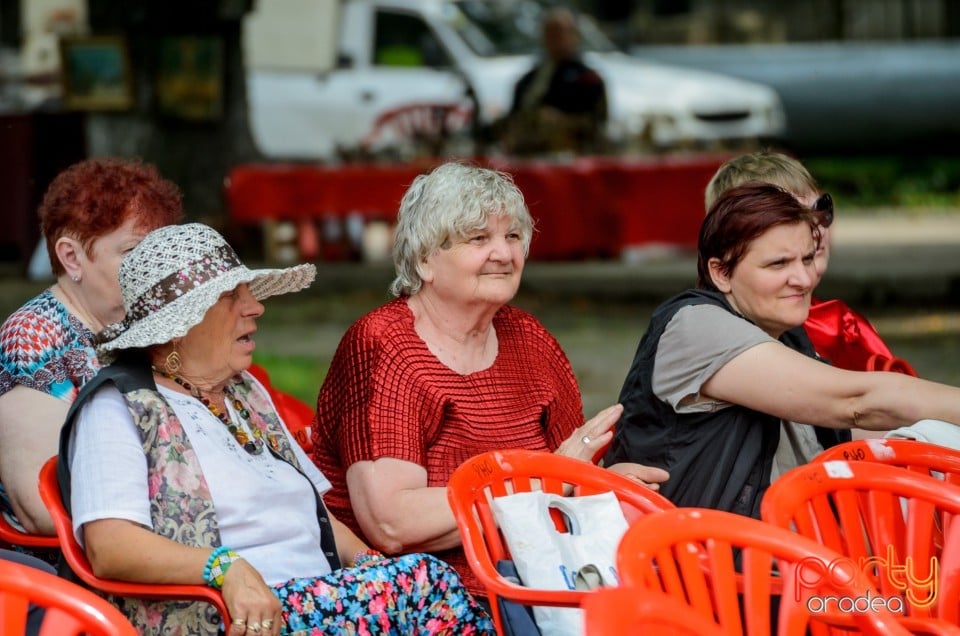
[804,155,960,209]
[252,353,328,405]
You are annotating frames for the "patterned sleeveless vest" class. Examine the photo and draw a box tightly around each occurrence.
[60,356,338,635]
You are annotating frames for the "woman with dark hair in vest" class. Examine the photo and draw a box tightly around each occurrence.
[605,182,960,519]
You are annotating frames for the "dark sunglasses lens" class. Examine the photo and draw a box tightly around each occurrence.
[814,193,834,227]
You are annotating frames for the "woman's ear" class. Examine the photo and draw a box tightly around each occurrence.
[416,258,433,284]
[708,257,733,293]
[55,236,84,280]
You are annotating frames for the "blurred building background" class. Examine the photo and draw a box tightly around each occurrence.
[583,0,960,45]
[1,0,958,268]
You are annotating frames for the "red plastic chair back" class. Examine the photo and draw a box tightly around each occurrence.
[248,363,315,453]
[865,353,919,377]
[272,393,316,453]
[0,559,137,636]
[582,586,726,636]
[815,438,960,487]
[0,512,59,549]
[617,506,915,636]
[762,459,960,625]
[446,449,674,635]
[36,456,230,628]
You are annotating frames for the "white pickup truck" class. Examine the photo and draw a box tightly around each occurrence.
[243,0,786,160]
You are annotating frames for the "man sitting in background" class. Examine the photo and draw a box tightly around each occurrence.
[502,7,608,156]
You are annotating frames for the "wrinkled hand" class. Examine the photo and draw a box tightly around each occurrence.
[605,462,670,491]
[222,559,282,636]
[555,404,623,463]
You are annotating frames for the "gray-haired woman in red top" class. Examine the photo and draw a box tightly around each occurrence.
[310,161,668,596]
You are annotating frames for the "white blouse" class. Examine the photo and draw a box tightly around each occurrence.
[69,381,334,585]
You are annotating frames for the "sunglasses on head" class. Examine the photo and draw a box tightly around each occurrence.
[813,192,834,228]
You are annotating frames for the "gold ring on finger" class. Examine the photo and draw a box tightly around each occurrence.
[249,624,261,634]
[261,619,274,629]
[232,618,247,626]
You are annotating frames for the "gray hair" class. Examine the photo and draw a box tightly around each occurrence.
[390,162,534,297]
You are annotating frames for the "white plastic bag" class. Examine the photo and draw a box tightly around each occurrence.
[490,490,629,636]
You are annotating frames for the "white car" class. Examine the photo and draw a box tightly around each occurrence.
[244,0,786,159]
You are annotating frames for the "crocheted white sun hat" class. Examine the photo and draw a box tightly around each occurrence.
[96,223,316,360]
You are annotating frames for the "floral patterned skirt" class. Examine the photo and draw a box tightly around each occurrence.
[272,553,494,636]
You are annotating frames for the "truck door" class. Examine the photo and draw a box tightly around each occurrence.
[337,8,472,155]
[246,4,471,160]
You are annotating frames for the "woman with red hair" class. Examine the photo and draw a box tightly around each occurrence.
[0,157,182,539]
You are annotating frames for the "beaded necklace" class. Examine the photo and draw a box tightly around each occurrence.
[153,368,265,455]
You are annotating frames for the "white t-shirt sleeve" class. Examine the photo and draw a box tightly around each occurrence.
[653,304,773,412]
[68,385,152,547]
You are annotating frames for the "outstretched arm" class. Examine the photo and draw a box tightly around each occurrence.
[703,341,960,430]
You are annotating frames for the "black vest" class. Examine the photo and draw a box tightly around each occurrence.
[604,289,849,519]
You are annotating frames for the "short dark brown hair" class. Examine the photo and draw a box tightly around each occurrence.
[39,157,183,276]
[697,182,823,291]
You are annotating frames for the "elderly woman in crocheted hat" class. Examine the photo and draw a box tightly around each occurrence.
[60,223,493,636]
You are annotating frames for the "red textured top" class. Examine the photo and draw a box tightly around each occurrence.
[311,297,583,594]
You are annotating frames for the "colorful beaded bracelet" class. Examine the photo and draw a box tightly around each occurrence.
[203,545,240,589]
[352,548,385,568]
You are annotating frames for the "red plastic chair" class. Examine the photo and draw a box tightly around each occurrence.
[815,438,960,487]
[0,559,137,636]
[248,363,315,453]
[582,586,726,635]
[865,353,919,377]
[446,448,674,635]
[762,459,960,627]
[36,457,231,629]
[0,511,59,549]
[616,506,923,636]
